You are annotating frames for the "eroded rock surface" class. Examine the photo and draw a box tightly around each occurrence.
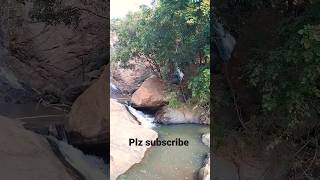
[110,98,158,180]
[111,58,155,94]
[155,105,209,124]
[0,116,73,180]
[0,0,108,103]
[131,76,166,108]
[67,66,108,144]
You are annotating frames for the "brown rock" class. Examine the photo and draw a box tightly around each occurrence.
[1,1,108,103]
[110,99,158,180]
[155,105,209,124]
[111,58,155,94]
[0,116,73,180]
[67,66,108,144]
[131,76,166,108]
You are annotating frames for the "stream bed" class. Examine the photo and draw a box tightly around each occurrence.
[118,124,210,180]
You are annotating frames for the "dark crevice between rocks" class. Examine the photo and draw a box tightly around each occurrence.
[133,107,159,114]
[67,131,109,163]
[129,105,162,115]
[24,123,109,167]
[74,143,108,163]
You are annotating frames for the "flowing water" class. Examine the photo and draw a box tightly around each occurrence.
[0,103,108,179]
[126,105,156,129]
[118,107,210,180]
[49,136,108,180]
[111,82,210,180]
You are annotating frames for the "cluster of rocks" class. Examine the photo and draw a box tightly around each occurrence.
[130,75,210,125]
[111,60,210,125]
[65,63,159,180]
[0,1,108,179]
[59,57,211,179]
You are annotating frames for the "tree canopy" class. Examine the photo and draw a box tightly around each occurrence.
[112,0,210,107]
[112,0,209,74]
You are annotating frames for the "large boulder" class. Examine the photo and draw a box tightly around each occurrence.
[110,98,158,180]
[131,76,166,108]
[0,116,73,180]
[111,58,155,94]
[0,0,108,103]
[67,66,108,144]
[155,105,209,124]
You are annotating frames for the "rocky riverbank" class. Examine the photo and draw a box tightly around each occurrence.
[110,59,211,179]
[110,99,158,180]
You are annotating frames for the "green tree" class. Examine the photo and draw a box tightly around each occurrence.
[112,0,209,77]
[112,0,210,106]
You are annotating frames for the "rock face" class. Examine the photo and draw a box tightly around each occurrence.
[111,58,155,94]
[0,0,108,103]
[0,116,73,180]
[155,105,209,124]
[131,76,166,108]
[199,133,210,180]
[213,137,290,180]
[67,66,108,144]
[199,155,210,180]
[110,98,158,180]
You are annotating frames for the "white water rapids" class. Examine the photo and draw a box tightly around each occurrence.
[110,82,119,92]
[126,105,156,129]
[49,137,108,180]
[110,81,156,129]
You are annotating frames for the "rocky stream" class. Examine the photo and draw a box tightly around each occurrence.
[109,60,210,180]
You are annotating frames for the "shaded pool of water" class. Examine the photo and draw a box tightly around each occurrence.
[118,124,210,180]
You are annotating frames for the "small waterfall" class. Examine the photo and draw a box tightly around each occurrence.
[48,136,108,180]
[213,20,236,62]
[176,65,184,81]
[110,81,122,98]
[110,82,119,92]
[126,105,156,129]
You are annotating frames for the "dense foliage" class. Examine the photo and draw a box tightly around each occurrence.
[112,0,210,106]
[249,24,320,144]
[248,3,320,146]
[214,0,320,178]
[188,68,210,107]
